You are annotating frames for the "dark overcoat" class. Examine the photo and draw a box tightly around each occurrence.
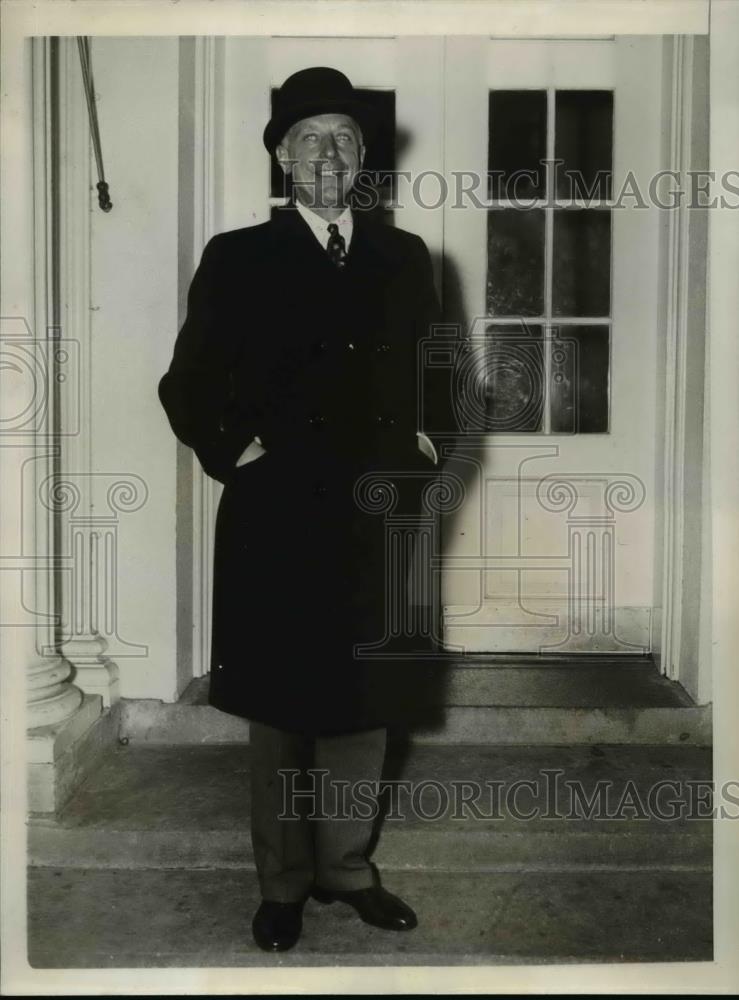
[158,204,455,736]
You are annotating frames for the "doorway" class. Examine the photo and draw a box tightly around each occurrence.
[186,34,707,676]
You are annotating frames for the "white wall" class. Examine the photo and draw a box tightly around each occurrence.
[88,38,180,701]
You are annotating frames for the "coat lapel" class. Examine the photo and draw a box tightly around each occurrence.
[266,202,397,354]
[268,201,395,280]
[344,207,396,280]
[268,202,332,272]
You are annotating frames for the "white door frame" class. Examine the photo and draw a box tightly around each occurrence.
[653,34,711,702]
[180,36,222,681]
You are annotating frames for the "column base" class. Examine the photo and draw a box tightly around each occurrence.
[67,661,121,708]
[27,695,119,813]
[61,634,121,708]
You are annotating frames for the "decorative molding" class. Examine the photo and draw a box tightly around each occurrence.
[443,601,651,655]
[659,36,694,683]
[32,35,58,663]
[449,473,649,651]
[191,36,220,679]
[27,37,84,730]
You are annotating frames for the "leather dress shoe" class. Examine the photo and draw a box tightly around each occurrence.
[252,898,305,951]
[311,884,417,931]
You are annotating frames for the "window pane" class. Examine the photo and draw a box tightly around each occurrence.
[489,91,547,200]
[552,209,611,317]
[270,88,396,199]
[487,210,545,317]
[550,325,610,433]
[555,90,613,200]
[485,324,544,432]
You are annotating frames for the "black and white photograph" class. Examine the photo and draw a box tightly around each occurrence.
[1,0,738,994]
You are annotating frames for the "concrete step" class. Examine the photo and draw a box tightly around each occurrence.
[120,702,711,747]
[182,657,696,708]
[27,867,713,966]
[121,658,710,747]
[29,743,712,872]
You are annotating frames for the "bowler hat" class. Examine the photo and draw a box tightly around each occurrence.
[263,66,377,154]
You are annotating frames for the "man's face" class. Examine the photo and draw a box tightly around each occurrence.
[276,113,365,210]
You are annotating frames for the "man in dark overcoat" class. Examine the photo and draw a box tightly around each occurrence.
[158,67,455,952]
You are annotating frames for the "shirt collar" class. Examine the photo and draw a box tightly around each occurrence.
[293,199,353,251]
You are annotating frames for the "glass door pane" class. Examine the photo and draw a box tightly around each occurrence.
[486,86,613,434]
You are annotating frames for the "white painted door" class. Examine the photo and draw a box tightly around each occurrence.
[206,35,663,668]
[440,38,664,654]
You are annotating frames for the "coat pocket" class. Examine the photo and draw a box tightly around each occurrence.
[228,449,273,487]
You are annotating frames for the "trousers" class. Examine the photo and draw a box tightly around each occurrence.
[249,719,388,902]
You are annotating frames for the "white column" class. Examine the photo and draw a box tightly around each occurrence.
[26,38,85,731]
[27,656,83,729]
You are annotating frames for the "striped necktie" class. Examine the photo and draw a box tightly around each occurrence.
[326,222,347,268]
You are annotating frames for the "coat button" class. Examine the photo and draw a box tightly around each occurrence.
[375,414,396,427]
[376,342,391,353]
[347,341,355,350]
[313,482,328,497]
[308,413,326,427]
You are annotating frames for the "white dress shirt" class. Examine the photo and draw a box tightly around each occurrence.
[295,198,354,251]
[235,202,438,467]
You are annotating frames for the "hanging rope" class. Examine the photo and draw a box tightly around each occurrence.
[77,37,112,212]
